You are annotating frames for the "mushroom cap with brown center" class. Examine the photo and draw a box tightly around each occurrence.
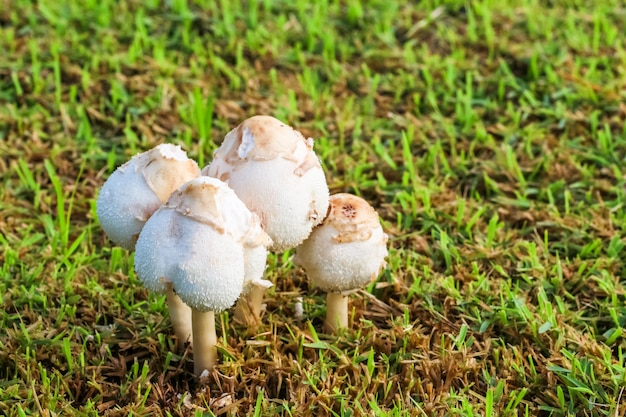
[203,115,329,252]
[294,193,389,292]
[96,144,200,250]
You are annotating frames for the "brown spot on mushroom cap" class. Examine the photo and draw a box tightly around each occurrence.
[166,179,225,233]
[324,193,381,243]
[135,144,200,202]
[218,115,315,164]
[239,116,296,157]
[308,199,320,222]
[137,144,201,202]
[342,204,357,218]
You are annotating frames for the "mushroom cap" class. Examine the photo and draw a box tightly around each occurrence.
[134,176,270,311]
[203,115,329,252]
[96,143,200,250]
[166,176,273,292]
[293,193,388,293]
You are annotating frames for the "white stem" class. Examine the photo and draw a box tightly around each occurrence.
[325,292,349,333]
[192,309,217,376]
[165,286,193,349]
[234,285,267,326]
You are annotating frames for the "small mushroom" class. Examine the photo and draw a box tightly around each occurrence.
[294,193,388,333]
[203,115,329,325]
[134,176,270,375]
[96,143,200,347]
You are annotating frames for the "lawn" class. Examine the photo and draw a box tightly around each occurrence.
[1,0,626,415]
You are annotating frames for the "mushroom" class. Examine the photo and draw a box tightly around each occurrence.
[294,193,388,333]
[203,115,329,325]
[96,143,200,347]
[134,176,271,375]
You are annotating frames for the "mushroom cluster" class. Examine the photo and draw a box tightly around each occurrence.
[96,115,389,374]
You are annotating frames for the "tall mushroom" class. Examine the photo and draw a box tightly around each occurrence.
[96,143,200,347]
[134,176,271,375]
[294,193,388,333]
[203,115,329,325]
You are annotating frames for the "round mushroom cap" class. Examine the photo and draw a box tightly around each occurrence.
[203,115,329,252]
[134,176,271,311]
[135,209,245,311]
[294,193,388,293]
[96,143,200,249]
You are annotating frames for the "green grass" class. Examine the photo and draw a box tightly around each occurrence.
[1,0,626,415]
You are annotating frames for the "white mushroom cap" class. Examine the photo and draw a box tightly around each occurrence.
[175,175,273,293]
[134,176,271,312]
[96,143,200,250]
[294,193,388,293]
[203,115,329,252]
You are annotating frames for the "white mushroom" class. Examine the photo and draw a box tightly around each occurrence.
[134,176,270,375]
[203,115,329,325]
[294,193,388,333]
[96,143,200,348]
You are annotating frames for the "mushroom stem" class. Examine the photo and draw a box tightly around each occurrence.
[325,292,349,333]
[165,286,193,349]
[234,285,266,327]
[192,309,217,376]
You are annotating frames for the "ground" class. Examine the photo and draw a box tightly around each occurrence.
[1,0,625,416]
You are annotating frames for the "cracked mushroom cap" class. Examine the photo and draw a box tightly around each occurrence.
[134,176,271,312]
[96,144,200,250]
[294,193,388,293]
[202,115,329,252]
